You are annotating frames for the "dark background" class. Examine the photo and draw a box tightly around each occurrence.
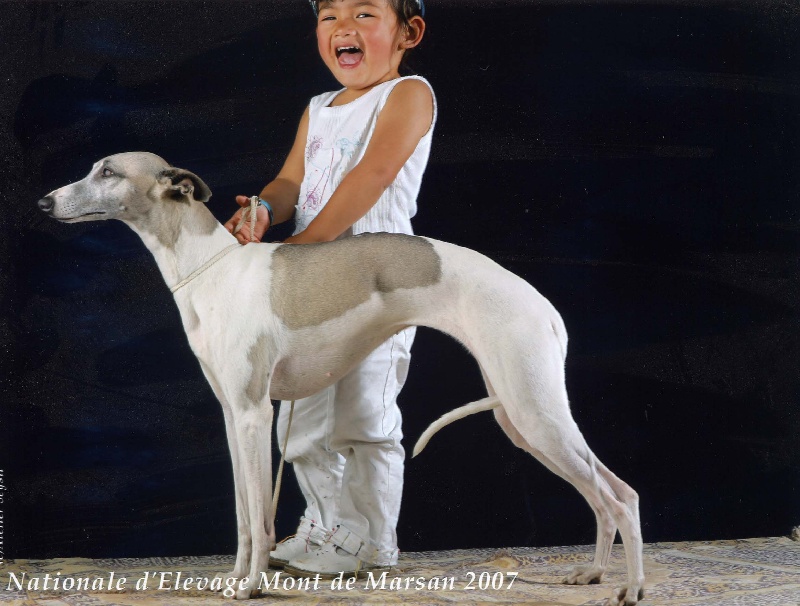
[1,0,797,559]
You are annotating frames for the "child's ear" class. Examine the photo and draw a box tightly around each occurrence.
[402,15,425,49]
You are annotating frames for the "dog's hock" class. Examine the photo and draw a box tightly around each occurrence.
[159,168,212,203]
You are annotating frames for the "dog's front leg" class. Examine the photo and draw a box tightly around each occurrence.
[198,362,252,581]
[232,402,275,599]
[220,400,253,579]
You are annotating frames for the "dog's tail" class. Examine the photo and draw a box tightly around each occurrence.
[412,396,501,457]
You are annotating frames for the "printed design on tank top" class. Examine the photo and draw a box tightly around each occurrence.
[297,133,364,233]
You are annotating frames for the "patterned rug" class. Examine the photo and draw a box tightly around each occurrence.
[2,537,798,605]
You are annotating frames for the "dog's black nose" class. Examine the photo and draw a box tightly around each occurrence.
[38,196,54,212]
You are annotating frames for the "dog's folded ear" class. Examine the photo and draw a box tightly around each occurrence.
[158,168,212,203]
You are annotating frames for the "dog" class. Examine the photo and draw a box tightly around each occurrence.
[38,152,645,604]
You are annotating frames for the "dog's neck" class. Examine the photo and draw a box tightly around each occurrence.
[124,198,237,289]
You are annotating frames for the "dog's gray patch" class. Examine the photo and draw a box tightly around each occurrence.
[270,233,442,330]
[106,153,216,251]
[142,193,218,251]
[181,200,219,240]
[246,334,272,404]
[134,199,217,251]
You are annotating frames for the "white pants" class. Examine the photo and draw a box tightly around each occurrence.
[276,328,415,566]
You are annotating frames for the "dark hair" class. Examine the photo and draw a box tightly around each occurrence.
[386,0,425,31]
[312,0,425,31]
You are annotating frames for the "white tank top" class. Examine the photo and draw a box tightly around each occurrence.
[294,75,437,237]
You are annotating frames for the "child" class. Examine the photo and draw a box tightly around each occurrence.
[223,0,435,577]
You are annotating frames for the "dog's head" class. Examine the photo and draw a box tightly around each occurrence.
[38,152,212,223]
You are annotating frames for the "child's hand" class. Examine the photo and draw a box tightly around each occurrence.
[223,195,271,244]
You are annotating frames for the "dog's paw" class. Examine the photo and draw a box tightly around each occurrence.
[606,583,645,606]
[563,564,604,585]
[209,570,238,590]
[234,584,259,600]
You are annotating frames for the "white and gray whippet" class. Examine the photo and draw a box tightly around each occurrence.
[38,152,645,604]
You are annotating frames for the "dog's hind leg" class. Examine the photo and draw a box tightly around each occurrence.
[493,406,615,585]
[480,360,617,585]
[479,360,616,586]
[500,396,644,605]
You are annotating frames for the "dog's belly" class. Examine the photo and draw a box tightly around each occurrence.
[269,360,344,400]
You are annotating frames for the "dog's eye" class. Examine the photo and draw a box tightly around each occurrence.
[102,167,114,178]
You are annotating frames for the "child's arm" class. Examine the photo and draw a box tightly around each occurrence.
[223,107,309,244]
[284,79,434,244]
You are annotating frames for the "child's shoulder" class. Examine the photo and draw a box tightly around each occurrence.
[387,76,434,99]
[382,77,434,113]
[389,75,435,97]
[383,76,436,123]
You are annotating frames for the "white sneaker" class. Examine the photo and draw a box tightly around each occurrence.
[270,535,322,569]
[270,517,328,569]
[283,541,392,579]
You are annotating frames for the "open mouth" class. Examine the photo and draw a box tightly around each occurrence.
[336,45,363,67]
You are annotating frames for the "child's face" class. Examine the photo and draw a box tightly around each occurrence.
[315,0,412,91]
